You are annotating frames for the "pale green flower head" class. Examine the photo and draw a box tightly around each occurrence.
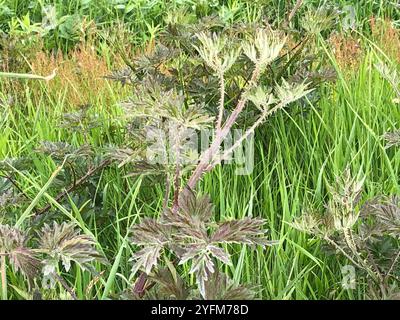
[243,28,286,69]
[194,32,241,74]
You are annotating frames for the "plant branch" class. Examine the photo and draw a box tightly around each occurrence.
[53,272,77,300]
[187,64,262,189]
[325,234,381,284]
[344,228,383,283]
[323,236,365,271]
[0,174,31,202]
[212,101,286,167]
[34,159,112,217]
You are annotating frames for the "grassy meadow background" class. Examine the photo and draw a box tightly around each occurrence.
[0,0,399,299]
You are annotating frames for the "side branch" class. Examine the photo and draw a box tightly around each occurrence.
[34,159,112,217]
[187,65,262,189]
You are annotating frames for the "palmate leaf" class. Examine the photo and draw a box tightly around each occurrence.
[8,247,41,281]
[59,106,102,132]
[275,79,313,106]
[39,222,102,274]
[207,245,231,265]
[246,86,276,111]
[0,224,26,250]
[103,67,135,86]
[122,266,190,300]
[361,196,400,238]
[165,190,274,297]
[290,212,321,234]
[131,245,163,275]
[134,44,178,74]
[178,243,234,299]
[122,79,213,130]
[179,244,215,298]
[243,28,286,68]
[36,141,74,160]
[328,167,364,209]
[293,168,365,236]
[105,146,144,168]
[301,6,339,34]
[291,208,336,237]
[178,104,214,130]
[0,224,40,281]
[121,83,180,118]
[178,242,255,299]
[180,244,231,267]
[162,189,212,241]
[194,32,241,73]
[178,188,213,223]
[130,218,170,245]
[130,218,170,275]
[211,217,274,246]
[130,188,274,298]
[327,167,365,230]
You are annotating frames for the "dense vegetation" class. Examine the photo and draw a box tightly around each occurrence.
[0,0,399,300]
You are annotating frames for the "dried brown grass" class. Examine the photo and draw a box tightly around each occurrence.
[329,33,363,74]
[369,17,400,63]
[30,43,127,108]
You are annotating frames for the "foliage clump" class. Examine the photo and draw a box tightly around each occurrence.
[0,222,103,299]
[291,168,400,299]
[130,189,276,298]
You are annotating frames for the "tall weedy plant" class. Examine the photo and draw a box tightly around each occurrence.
[108,24,313,299]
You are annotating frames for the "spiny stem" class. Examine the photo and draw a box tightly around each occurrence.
[212,101,286,166]
[187,64,262,189]
[216,72,225,131]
